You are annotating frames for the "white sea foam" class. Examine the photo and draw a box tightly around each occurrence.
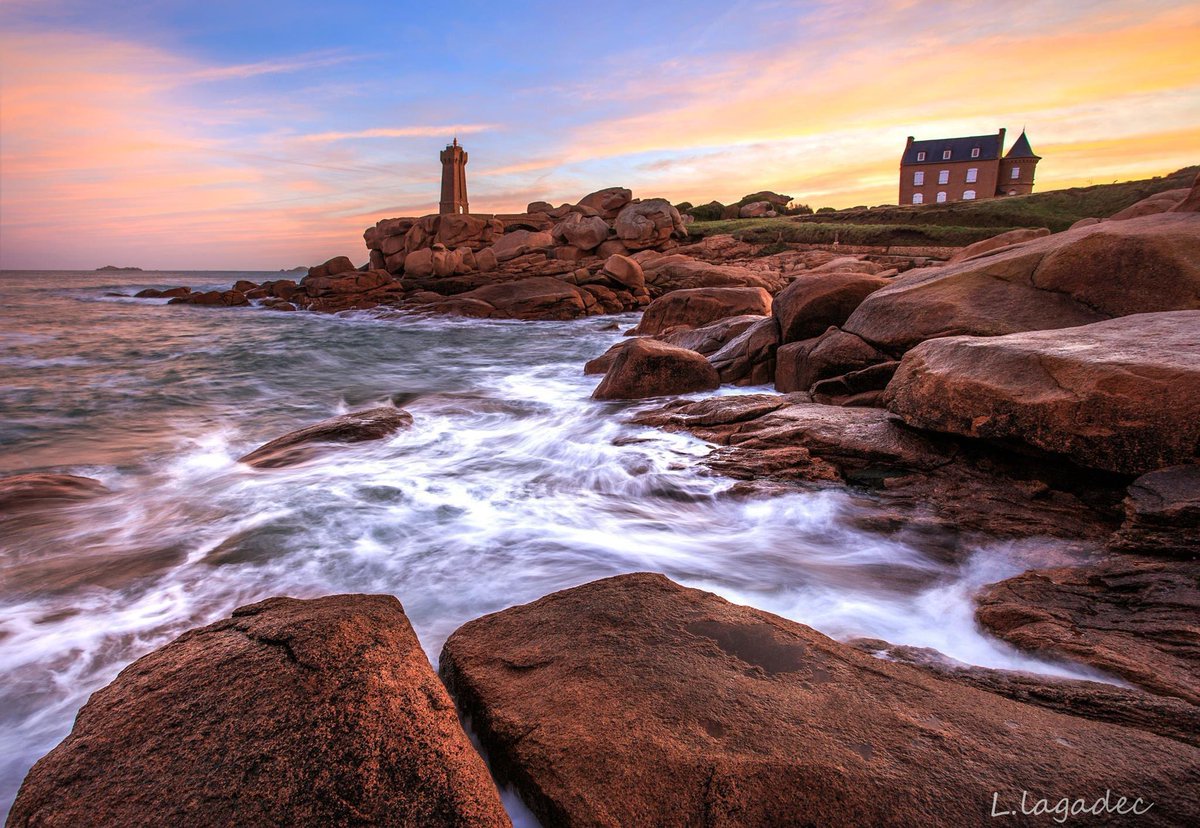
[0,274,1112,820]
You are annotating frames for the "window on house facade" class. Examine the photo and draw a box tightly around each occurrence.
[936,192,947,203]
[938,170,949,185]
[963,190,976,200]
[913,171,924,185]
[942,149,951,160]
[1011,167,1020,179]
[971,147,980,158]
[966,168,978,183]
[916,151,926,161]
[912,193,923,204]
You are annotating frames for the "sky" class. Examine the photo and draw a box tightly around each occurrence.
[1,0,1198,270]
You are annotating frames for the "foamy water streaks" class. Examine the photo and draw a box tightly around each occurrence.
[0,271,1107,819]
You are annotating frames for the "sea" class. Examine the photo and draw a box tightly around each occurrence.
[0,270,1108,820]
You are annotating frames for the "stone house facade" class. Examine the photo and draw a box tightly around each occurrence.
[899,129,1040,206]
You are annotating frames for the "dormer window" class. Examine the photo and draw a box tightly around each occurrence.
[916,151,926,161]
[942,149,952,160]
[971,147,980,158]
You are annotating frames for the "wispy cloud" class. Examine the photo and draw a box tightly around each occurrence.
[185,51,360,82]
[296,124,500,143]
[1,1,1197,269]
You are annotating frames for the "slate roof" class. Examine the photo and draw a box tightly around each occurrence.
[902,132,1003,165]
[1005,130,1039,158]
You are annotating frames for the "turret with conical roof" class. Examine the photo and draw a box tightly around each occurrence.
[999,129,1040,196]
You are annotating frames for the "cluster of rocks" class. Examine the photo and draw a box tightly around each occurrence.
[12,576,1199,826]
[18,178,1199,825]
[137,188,705,320]
[588,174,1200,766]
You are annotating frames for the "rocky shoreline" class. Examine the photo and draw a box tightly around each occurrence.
[7,176,1200,825]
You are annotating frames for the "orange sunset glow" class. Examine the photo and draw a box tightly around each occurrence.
[2,0,1198,269]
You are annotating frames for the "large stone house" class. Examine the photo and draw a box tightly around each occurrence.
[899,128,1039,206]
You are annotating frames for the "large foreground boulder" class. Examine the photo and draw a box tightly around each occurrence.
[976,556,1200,705]
[946,227,1051,263]
[885,311,1200,475]
[844,212,1200,354]
[441,573,1199,828]
[10,595,510,827]
[238,407,413,468]
[631,286,771,336]
[592,339,719,400]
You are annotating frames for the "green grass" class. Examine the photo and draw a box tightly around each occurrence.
[794,165,1198,232]
[687,165,1197,243]
[687,219,1024,248]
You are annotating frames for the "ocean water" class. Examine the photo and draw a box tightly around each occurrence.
[0,270,1106,819]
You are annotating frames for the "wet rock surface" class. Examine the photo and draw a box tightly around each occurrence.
[238,406,413,468]
[592,339,719,400]
[843,212,1200,355]
[1109,465,1200,557]
[975,556,1200,705]
[0,473,110,511]
[10,594,511,827]
[885,311,1200,475]
[633,396,1126,540]
[441,573,1200,828]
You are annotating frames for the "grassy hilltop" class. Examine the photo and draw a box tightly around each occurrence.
[687,165,1198,248]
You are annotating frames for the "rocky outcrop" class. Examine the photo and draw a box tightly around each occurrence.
[421,276,596,320]
[843,212,1200,355]
[706,316,779,385]
[659,314,762,356]
[737,200,776,218]
[304,255,356,279]
[553,213,611,251]
[487,229,554,262]
[976,556,1200,704]
[849,637,1200,748]
[168,289,249,307]
[885,311,1200,475]
[0,473,109,511]
[301,268,394,297]
[946,227,1051,263]
[1109,465,1200,557]
[613,198,687,250]
[592,339,719,400]
[441,573,1200,828]
[576,187,633,219]
[775,327,886,394]
[10,595,511,827]
[630,286,771,336]
[642,255,787,295]
[772,271,888,344]
[1108,188,1191,221]
[633,396,1123,540]
[1173,172,1200,212]
[133,286,190,299]
[238,407,413,468]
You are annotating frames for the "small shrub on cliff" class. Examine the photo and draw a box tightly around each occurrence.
[688,201,726,221]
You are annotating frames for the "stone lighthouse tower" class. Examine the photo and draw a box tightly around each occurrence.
[439,138,469,215]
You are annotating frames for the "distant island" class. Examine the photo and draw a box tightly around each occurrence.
[280,266,307,273]
[95,265,143,272]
